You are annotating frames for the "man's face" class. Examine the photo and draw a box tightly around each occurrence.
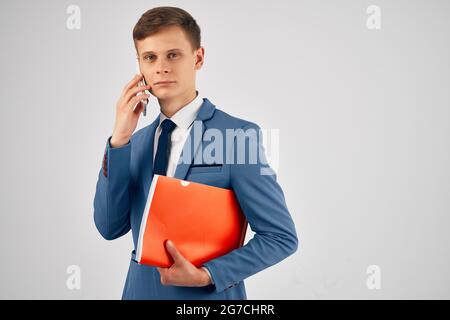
[135,25,204,101]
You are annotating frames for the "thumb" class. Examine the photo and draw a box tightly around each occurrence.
[166,240,184,263]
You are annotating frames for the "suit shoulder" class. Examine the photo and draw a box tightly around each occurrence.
[212,107,261,130]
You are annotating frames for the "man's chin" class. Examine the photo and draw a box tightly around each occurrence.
[154,90,177,101]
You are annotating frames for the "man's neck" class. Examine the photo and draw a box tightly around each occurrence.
[158,89,198,118]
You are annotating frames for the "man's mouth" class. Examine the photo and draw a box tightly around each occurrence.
[154,81,176,85]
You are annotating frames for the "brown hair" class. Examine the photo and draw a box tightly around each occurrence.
[133,6,201,53]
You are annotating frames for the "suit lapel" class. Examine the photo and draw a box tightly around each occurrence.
[141,115,161,199]
[174,98,216,181]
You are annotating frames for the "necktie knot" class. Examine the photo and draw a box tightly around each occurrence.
[160,119,177,134]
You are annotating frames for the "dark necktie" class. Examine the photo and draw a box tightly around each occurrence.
[153,119,177,176]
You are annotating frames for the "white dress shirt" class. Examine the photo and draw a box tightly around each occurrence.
[152,90,214,285]
[153,90,203,177]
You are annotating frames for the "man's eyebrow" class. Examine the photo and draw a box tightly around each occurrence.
[141,48,182,56]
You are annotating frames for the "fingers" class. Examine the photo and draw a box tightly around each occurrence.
[166,240,184,262]
[133,100,145,115]
[122,74,143,94]
[128,94,150,111]
[124,84,152,104]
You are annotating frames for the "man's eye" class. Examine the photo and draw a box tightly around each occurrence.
[145,55,154,60]
[169,53,177,58]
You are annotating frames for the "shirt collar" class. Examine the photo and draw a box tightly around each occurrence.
[158,90,203,130]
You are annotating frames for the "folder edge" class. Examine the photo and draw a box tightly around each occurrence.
[136,174,161,263]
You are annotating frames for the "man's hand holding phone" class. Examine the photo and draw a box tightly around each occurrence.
[111,74,152,148]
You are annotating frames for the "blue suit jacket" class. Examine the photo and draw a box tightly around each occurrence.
[93,97,298,299]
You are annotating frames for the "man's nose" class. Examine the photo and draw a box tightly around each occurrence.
[156,60,170,74]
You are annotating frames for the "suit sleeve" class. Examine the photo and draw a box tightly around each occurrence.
[93,136,132,240]
[202,123,299,293]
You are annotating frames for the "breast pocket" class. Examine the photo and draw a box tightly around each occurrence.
[188,164,223,174]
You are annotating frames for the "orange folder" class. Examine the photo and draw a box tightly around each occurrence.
[136,174,248,267]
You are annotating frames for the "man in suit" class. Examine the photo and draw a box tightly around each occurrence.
[93,6,298,300]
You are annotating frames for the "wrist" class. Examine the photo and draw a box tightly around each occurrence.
[110,135,130,148]
[199,267,212,286]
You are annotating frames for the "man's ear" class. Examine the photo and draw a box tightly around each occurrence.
[194,47,205,70]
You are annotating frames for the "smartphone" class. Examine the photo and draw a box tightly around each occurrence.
[135,60,149,116]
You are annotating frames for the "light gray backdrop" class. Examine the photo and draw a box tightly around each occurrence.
[0,0,449,299]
